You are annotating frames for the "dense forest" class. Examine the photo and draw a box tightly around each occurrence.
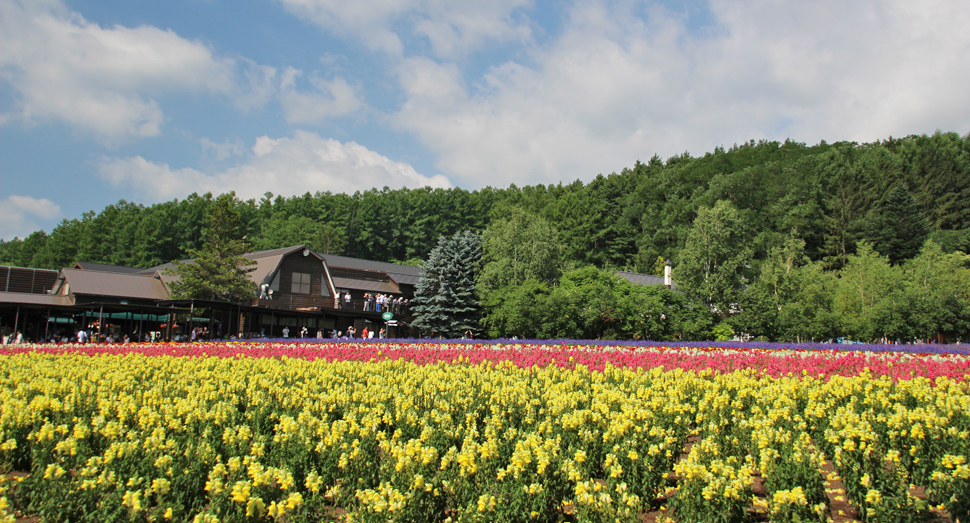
[3,131,969,341]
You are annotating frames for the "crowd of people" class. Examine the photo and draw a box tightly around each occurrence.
[361,293,408,314]
[2,322,399,344]
[329,325,386,340]
[1,330,24,344]
[1,328,156,345]
[334,292,408,315]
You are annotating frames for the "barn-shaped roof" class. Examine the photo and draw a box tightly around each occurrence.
[68,245,425,300]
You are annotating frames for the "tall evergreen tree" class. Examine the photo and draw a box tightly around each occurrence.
[820,145,873,269]
[411,230,482,338]
[166,193,256,302]
[867,183,929,264]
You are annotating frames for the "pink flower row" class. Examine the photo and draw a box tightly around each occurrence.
[4,341,969,381]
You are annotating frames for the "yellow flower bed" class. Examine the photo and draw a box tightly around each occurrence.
[0,350,967,522]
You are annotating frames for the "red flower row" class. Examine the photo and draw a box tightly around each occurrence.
[4,341,969,381]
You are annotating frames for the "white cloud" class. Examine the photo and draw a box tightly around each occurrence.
[390,0,970,189]
[0,0,269,140]
[0,195,62,241]
[199,138,246,161]
[700,0,970,140]
[97,130,451,202]
[277,0,533,58]
[409,1,533,59]
[279,67,363,124]
[233,60,280,113]
[277,0,407,55]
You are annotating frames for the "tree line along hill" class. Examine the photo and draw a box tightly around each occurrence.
[2,131,968,274]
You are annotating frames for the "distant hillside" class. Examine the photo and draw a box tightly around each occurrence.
[2,131,968,272]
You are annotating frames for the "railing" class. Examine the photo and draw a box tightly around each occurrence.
[255,296,409,317]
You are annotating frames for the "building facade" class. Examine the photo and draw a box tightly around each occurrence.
[0,245,421,343]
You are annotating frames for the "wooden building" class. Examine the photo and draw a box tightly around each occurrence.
[0,245,421,342]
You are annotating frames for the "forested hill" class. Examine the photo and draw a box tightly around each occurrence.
[2,131,969,272]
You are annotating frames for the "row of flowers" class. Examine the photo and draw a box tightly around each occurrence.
[3,340,970,381]
[256,337,970,356]
[0,343,968,522]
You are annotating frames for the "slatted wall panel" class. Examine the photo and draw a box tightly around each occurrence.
[0,267,58,294]
[33,270,57,293]
[5,268,34,293]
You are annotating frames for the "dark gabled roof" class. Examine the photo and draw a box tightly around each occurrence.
[148,261,179,272]
[139,260,190,288]
[146,246,301,287]
[330,277,401,294]
[73,262,151,274]
[58,268,170,300]
[320,253,423,274]
[321,253,422,286]
[616,270,676,288]
[387,272,421,286]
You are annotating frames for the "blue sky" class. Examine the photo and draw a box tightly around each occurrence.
[2,0,969,240]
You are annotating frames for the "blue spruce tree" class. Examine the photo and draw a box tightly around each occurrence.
[411,230,482,338]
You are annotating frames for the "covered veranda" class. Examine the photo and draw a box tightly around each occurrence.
[1,294,191,343]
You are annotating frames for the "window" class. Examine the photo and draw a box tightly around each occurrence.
[291,272,311,294]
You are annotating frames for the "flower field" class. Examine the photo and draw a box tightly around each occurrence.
[1,341,968,523]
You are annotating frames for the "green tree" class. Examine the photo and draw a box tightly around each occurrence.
[166,193,256,302]
[411,230,482,338]
[540,266,622,339]
[867,183,929,264]
[534,266,712,341]
[733,232,808,340]
[834,242,898,342]
[781,262,841,342]
[30,217,85,269]
[314,221,347,255]
[478,207,564,296]
[675,200,752,317]
[481,279,552,339]
[173,193,214,255]
[251,214,319,250]
[820,145,872,269]
[132,203,178,268]
[0,238,23,266]
[894,131,970,231]
[19,230,48,268]
[615,283,702,341]
[903,241,970,341]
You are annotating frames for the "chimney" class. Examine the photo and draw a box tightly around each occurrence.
[664,259,672,287]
